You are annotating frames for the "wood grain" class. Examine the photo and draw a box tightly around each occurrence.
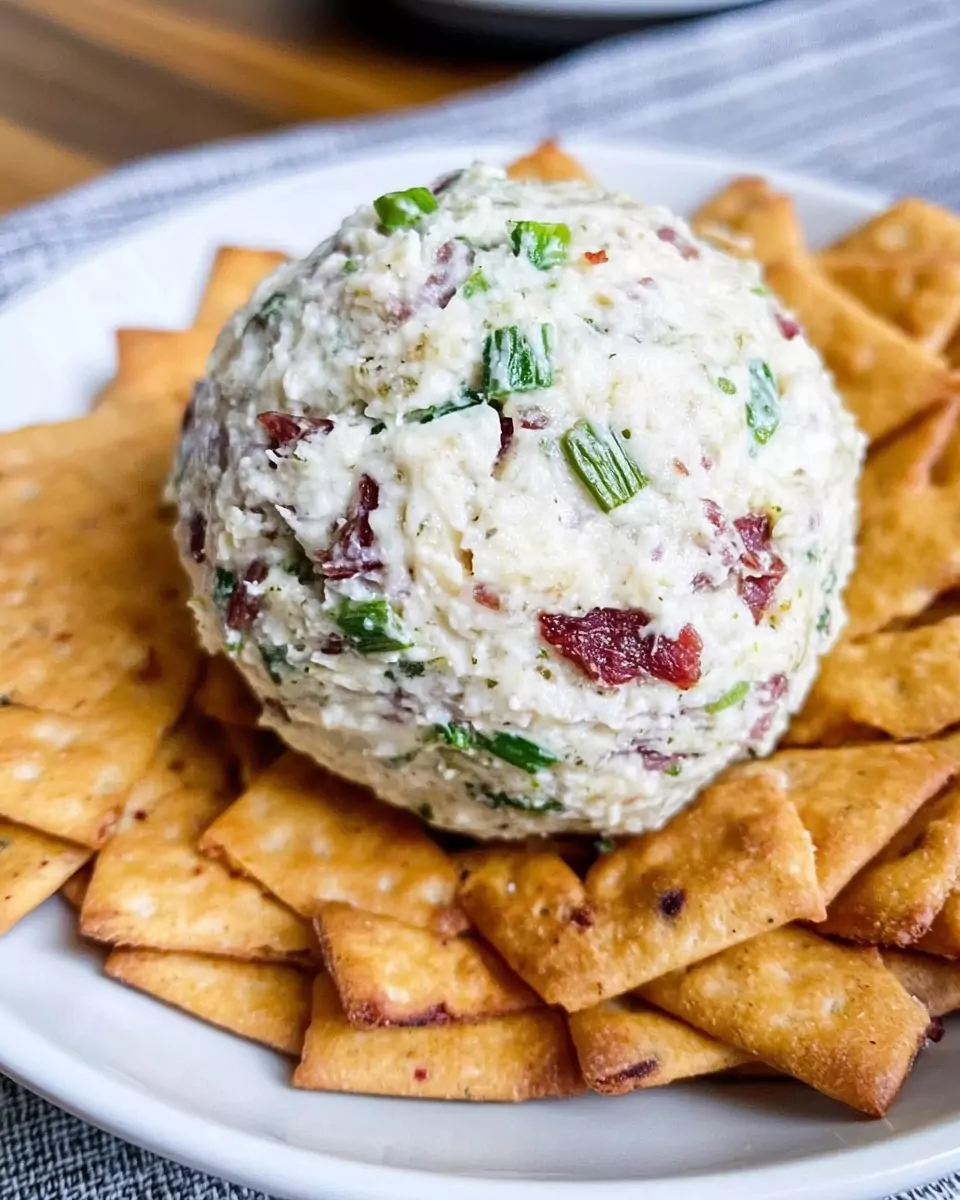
[0,0,518,214]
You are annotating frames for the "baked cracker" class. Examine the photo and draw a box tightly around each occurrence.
[0,820,90,935]
[826,197,960,259]
[691,176,803,263]
[60,864,92,909]
[766,256,956,442]
[458,772,823,1011]
[859,399,960,521]
[506,140,592,183]
[194,655,262,729]
[315,901,537,1027]
[95,328,213,416]
[568,997,751,1095]
[105,948,311,1054]
[881,949,960,1017]
[199,753,464,935]
[80,784,313,963]
[193,246,289,330]
[293,974,584,1101]
[643,926,930,1117]
[820,778,960,946]
[915,890,960,957]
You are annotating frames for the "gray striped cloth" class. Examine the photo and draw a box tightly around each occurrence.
[2,0,960,1195]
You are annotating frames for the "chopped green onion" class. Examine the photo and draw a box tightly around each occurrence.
[478,787,563,815]
[717,377,737,395]
[461,268,490,298]
[816,609,831,634]
[561,420,649,512]
[370,420,386,435]
[418,802,435,821]
[746,359,780,444]
[373,187,437,232]
[253,292,287,324]
[342,258,359,274]
[479,731,557,774]
[705,681,750,714]
[397,661,425,678]
[336,598,412,654]
[482,325,554,398]
[665,763,683,777]
[509,220,571,270]
[405,387,484,425]
[213,568,236,607]
[259,643,288,684]
[435,722,475,751]
[751,285,770,296]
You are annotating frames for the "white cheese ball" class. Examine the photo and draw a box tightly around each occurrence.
[174,164,863,838]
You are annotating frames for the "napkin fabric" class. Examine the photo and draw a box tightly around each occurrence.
[2,0,960,1196]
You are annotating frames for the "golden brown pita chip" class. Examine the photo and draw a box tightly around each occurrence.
[95,329,212,416]
[105,949,312,1054]
[199,753,463,935]
[459,773,823,1011]
[80,785,313,963]
[568,998,750,1094]
[221,725,280,788]
[643,926,930,1116]
[315,902,536,1028]
[193,246,289,330]
[0,820,90,935]
[819,254,960,352]
[506,140,592,183]
[859,399,960,521]
[752,742,955,901]
[949,324,960,368]
[914,890,960,957]
[786,615,960,745]
[194,656,261,729]
[691,176,803,263]
[766,256,956,442]
[0,702,166,848]
[820,779,960,946]
[827,197,960,259]
[881,949,960,1017]
[0,401,177,475]
[294,974,583,1101]
[60,863,91,909]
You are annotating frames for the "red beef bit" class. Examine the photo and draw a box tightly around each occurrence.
[431,169,462,196]
[473,584,501,611]
[320,634,346,655]
[638,747,683,773]
[258,411,334,450]
[519,406,550,430]
[226,561,268,631]
[318,474,383,580]
[495,414,515,471]
[413,1067,430,1082]
[656,226,700,261]
[702,499,725,529]
[538,608,702,689]
[758,671,788,703]
[657,888,685,918]
[927,1017,945,1044]
[692,571,713,592]
[734,514,786,623]
[673,459,689,477]
[776,312,801,340]
[188,512,206,564]
[583,249,608,265]
[423,239,474,310]
[748,709,776,744]
[604,1057,660,1088]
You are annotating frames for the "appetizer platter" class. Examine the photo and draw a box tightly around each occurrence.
[2,139,960,1200]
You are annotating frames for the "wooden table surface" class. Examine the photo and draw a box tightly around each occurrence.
[0,0,526,215]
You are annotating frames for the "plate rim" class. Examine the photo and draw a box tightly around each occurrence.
[2,138,945,1200]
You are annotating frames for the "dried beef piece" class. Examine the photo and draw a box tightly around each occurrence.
[734,514,786,623]
[258,411,334,450]
[422,239,474,310]
[226,561,269,631]
[539,608,702,689]
[656,226,700,261]
[318,474,382,580]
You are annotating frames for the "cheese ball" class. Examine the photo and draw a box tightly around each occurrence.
[174,163,863,837]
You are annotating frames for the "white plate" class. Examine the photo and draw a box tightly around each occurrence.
[1,141,955,1200]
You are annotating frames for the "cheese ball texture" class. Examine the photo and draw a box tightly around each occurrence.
[174,164,863,838]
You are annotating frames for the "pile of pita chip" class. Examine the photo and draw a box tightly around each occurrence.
[5,145,960,1116]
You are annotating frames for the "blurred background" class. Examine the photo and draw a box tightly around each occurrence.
[0,0,755,214]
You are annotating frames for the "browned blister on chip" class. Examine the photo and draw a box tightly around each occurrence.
[749,743,956,901]
[819,254,960,352]
[316,902,537,1028]
[691,176,803,263]
[766,256,955,442]
[105,948,312,1054]
[193,246,289,329]
[0,820,90,935]
[194,655,262,730]
[459,773,823,1011]
[506,140,592,183]
[881,949,960,1017]
[643,926,930,1116]
[80,784,313,963]
[294,975,584,1101]
[820,778,960,946]
[200,753,463,934]
[787,615,960,745]
[568,997,751,1095]
[859,399,960,521]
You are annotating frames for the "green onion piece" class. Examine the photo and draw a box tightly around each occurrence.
[561,420,649,512]
[434,722,476,751]
[746,359,780,444]
[418,802,435,821]
[509,221,571,270]
[336,598,412,654]
[253,292,287,324]
[405,387,484,425]
[478,731,557,774]
[665,763,683,777]
[462,268,490,298]
[373,187,438,232]
[259,643,288,684]
[482,325,554,398]
[717,376,737,395]
[397,661,425,678]
[816,609,831,634]
[705,681,750,714]
[213,568,236,607]
[478,786,563,815]
[342,258,359,274]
